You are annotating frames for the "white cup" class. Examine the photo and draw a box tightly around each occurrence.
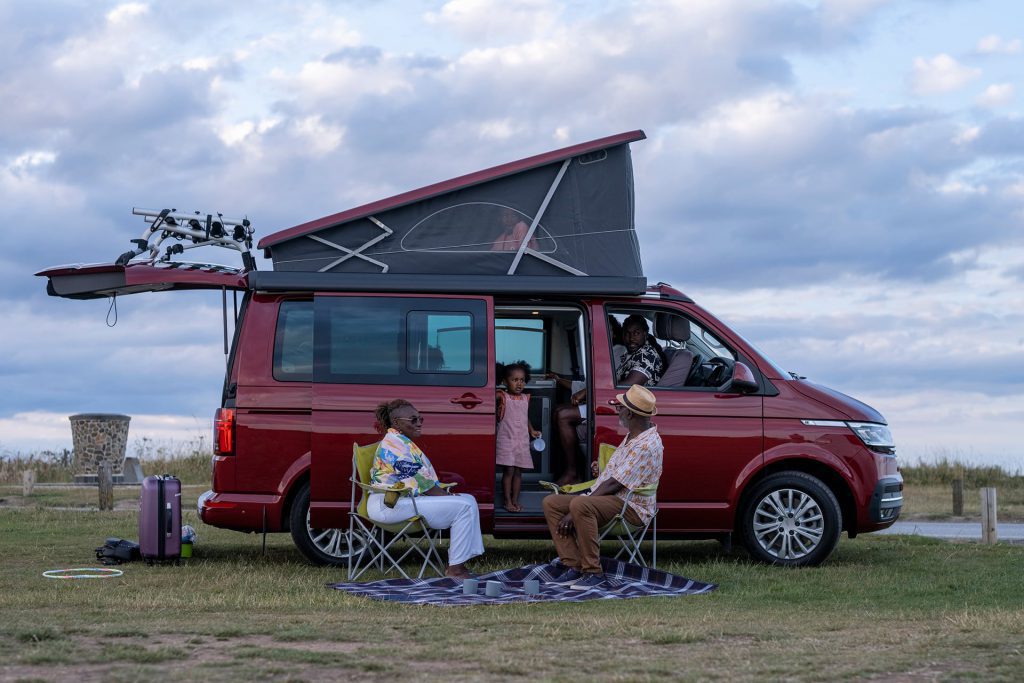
[485,580,503,597]
[523,579,541,595]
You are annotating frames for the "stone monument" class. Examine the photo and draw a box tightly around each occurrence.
[69,413,130,485]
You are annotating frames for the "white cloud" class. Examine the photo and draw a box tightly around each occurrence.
[6,150,57,173]
[976,34,1022,55]
[975,83,1014,108]
[294,116,345,156]
[476,119,522,140]
[107,2,149,25]
[426,0,559,42]
[909,53,981,95]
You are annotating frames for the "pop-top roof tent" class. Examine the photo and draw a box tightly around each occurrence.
[38,130,648,298]
[253,129,647,295]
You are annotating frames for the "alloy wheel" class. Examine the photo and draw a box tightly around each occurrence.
[751,487,825,561]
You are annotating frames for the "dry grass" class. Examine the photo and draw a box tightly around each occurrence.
[902,482,1024,522]
[1,504,1023,682]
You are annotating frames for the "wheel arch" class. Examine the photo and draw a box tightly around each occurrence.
[737,457,856,536]
[277,452,312,532]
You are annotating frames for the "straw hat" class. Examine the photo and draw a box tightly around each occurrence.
[615,384,657,417]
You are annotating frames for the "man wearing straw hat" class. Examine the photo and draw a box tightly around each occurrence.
[542,384,663,590]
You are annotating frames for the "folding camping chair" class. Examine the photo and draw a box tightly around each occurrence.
[347,442,446,581]
[540,443,659,567]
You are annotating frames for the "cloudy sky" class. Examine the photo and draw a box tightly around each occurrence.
[1,0,1021,468]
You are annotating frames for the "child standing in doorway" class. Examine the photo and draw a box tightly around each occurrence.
[496,361,541,513]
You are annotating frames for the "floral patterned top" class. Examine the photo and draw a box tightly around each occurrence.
[370,428,440,496]
[591,426,663,524]
[617,342,664,387]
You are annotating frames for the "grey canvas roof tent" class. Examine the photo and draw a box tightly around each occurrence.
[253,129,648,295]
[38,130,649,298]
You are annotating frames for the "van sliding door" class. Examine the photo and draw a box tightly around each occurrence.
[309,294,495,529]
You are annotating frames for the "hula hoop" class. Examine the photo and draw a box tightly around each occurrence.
[42,567,124,579]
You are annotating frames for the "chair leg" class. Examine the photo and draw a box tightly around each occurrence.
[651,515,657,569]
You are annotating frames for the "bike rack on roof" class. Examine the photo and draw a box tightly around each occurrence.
[115,207,258,271]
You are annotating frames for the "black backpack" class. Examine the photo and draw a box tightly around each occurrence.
[95,537,141,565]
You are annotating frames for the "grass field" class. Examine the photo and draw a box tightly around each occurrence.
[2,455,1023,680]
[1,494,1023,681]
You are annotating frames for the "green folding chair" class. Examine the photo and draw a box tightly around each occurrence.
[541,443,659,567]
[347,442,446,581]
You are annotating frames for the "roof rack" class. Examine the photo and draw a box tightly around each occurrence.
[115,208,258,271]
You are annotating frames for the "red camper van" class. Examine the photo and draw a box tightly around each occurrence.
[38,130,902,567]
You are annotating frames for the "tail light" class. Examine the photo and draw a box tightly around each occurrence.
[214,408,235,455]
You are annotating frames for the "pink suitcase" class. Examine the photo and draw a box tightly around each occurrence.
[139,475,181,563]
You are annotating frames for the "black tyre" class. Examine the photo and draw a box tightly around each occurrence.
[740,471,842,567]
[288,481,366,566]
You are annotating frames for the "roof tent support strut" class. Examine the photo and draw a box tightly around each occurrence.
[508,158,586,276]
[313,216,392,273]
[222,286,229,368]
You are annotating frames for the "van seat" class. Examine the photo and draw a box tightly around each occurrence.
[659,348,694,387]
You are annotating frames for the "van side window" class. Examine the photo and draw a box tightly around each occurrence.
[314,296,486,387]
[606,308,736,390]
[273,301,313,382]
[408,312,472,373]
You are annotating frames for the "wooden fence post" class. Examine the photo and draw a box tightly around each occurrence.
[952,478,964,516]
[98,462,114,511]
[22,470,36,497]
[980,487,997,544]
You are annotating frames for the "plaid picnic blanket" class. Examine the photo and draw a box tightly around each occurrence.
[327,557,716,606]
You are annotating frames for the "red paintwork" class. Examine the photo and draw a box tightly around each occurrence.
[200,290,901,542]
[257,130,647,249]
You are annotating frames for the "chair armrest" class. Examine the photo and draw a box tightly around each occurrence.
[353,480,410,495]
[538,479,597,494]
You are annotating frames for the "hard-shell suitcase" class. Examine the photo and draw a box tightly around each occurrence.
[139,475,181,563]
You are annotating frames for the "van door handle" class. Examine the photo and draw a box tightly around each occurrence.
[596,405,616,415]
[450,393,483,408]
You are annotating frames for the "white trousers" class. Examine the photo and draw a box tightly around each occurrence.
[367,492,485,566]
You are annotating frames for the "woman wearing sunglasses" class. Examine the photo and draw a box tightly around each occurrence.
[368,399,484,579]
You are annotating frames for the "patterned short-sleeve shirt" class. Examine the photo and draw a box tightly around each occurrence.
[592,426,663,524]
[370,429,440,496]
[617,343,664,386]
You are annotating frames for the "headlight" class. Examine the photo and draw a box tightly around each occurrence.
[848,422,894,450]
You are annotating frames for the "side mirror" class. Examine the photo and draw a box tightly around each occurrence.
[727,361,759,394]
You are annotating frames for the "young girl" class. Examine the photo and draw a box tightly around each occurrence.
[496,361,541,513]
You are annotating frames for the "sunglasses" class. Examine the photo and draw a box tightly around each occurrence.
[395,415,424,425]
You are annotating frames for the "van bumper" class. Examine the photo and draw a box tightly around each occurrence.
[866,476,903,528]
[197,489,284,532]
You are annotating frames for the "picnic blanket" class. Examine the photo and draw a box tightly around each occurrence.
[327,557,716,606]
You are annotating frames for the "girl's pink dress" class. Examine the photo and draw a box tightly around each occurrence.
[496,391,534,469]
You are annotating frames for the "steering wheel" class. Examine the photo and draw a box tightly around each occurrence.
[705,357,735,388]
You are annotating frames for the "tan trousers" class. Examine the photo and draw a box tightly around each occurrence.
[542,494,642,574]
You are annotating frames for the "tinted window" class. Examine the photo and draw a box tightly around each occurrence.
[315,296,486,386]
[408,311,472,373]
[273,300,313,382]
[495,318,545,372]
